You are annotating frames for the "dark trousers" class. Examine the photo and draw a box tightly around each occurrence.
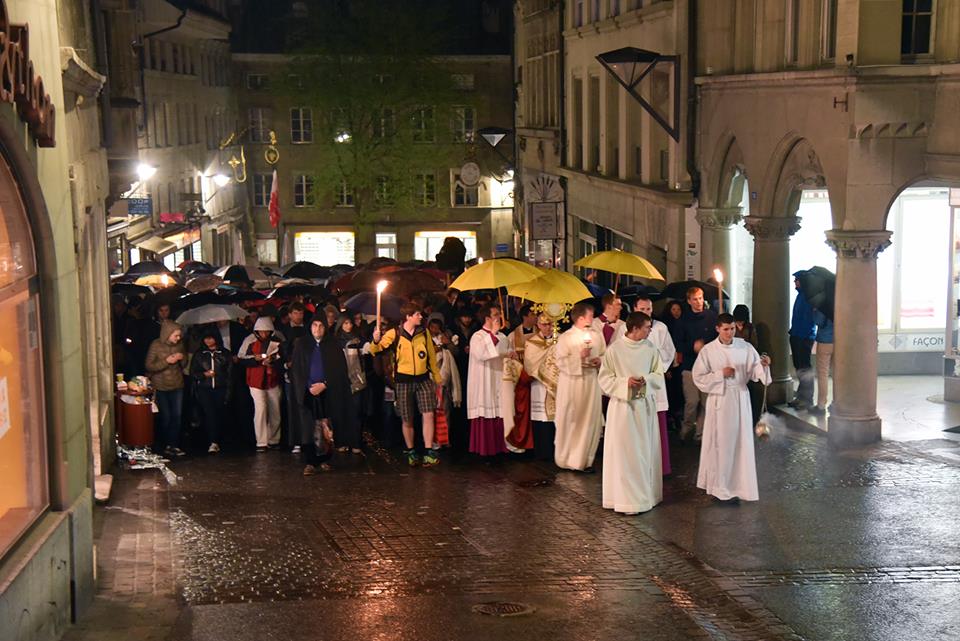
[196,386,227,445]
[790,336,815,403]
[532,420,556,461]
[154,389,183,450]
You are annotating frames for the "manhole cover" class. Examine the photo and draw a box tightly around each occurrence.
[472,601,535,617]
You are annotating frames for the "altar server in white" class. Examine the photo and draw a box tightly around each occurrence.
[692,313,772,501]
[598,312,664,514]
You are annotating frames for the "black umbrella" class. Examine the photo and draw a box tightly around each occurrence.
[124,260,172,278]
[111,282,152,298]
[151,286,191,309]
[218,287,266,303]
[796,266,835,320]
[618,283,661,300]
[178,291,225,310]
[282,261,332,280]
[267,283,328,299]
[660,280,730,302]
[343,291,405,319]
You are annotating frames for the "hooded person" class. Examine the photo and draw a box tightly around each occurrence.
[238,317,284,451]
[145,320,187,456]
[189,329,232,453]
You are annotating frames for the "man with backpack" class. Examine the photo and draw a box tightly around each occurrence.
[370,302,442,467]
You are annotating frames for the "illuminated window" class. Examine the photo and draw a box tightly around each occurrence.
[415,231,477,262]
[294,232,356,266]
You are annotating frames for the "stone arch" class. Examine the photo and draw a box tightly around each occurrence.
[702,130,747,209]
[880,174,936,230]
[760,134,828,220]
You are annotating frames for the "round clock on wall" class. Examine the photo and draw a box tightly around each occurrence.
[459,161,480,186]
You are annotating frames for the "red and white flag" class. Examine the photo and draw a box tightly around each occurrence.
[268,168,281,228]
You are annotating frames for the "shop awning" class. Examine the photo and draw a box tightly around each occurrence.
[134,236,177,255]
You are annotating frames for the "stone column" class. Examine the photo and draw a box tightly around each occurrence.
[696,207,742,281]
[744,216,801,405]
[824,229,892,447]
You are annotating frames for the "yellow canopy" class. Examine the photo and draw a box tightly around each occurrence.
[508,269,592,304]
[449,258,543,291]
[574,249,665,281]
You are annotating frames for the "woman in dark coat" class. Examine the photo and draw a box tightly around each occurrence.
[290,318,354,474]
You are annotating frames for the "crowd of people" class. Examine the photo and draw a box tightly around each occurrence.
[112,278,777,508]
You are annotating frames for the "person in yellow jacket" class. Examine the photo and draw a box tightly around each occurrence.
[371,302,442,467]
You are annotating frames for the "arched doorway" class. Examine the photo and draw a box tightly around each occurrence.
[0,150,48,559]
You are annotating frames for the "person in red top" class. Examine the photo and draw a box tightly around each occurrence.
[239,317,284,451]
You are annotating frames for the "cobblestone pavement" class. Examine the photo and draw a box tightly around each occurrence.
[64,427,960,641]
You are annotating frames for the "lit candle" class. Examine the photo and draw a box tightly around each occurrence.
[713,268,724,314]
[375,280,388,334]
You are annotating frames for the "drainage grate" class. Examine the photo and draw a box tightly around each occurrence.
[472,601,535,617]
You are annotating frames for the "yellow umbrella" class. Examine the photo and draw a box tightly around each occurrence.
[574,249,665,290]
[449,258,543,291]
[135,273,177,288]
[508,269,592,304]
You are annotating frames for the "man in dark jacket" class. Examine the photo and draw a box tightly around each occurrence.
[290,318,353,475]
[189,331,232,453]
[788,272,817,409]
[281,302,309,452]
[677,287,718,442]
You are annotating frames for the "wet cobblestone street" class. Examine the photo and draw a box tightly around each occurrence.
[64,428,960,641]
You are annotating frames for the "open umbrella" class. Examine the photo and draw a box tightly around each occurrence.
[178,260,214,274]
[617,283,662,300]
[267,283,328,299]
[176,304,250,326]
[150,285,191,308]
[449,258,542,291]
[111,282,153,298]
[344,291,405,319]
[217,287,266,303]
[215,264,272,286]
[124,260,172,278]
[796,266,835,320]
[581,280,613,298]
[507,269,592,304]
[660,279,730,303]
[281,261,332,281]
[574,249,665,290]
[185,274,223,293]
[331,269,444,298]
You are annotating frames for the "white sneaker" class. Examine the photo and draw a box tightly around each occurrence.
[291,446,301,454]
[208,443,220,454]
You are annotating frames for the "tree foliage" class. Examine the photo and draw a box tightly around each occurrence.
[280,0,476,223]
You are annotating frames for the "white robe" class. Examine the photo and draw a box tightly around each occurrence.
[467,329,510,419]
[554,326,605,470]
[598,337,664,513]
[692,338,771,501]
[648,320,676,413]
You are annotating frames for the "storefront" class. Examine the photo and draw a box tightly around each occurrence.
[294,230,357,265]
[414,230,477,262]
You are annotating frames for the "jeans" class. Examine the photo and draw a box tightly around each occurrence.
[196,386,227,446]
[790,336,815,403]
[154,389,183,451]
[680,370,706,440]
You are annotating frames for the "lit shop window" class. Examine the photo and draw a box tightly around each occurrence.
[414,231,477,262]
[294,232,356,266]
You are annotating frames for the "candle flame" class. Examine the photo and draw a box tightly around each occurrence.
[376,280,389,294]
[713,268,724,283]
[160,274,170,286]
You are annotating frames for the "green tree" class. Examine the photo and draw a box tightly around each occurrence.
[280,0,477,226]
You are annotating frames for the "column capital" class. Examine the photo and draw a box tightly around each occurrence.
[824,229,892,260]
[696,207,743,230]
[744,216,801,241]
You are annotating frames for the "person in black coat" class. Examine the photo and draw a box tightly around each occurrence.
[189,330,232,453]
[290,318,353,474]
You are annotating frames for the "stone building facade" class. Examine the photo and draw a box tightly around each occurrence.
[695,0,960,445]
[103,0,246,274]
[232,53,515,266]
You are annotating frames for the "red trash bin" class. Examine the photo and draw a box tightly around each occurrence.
[117,393,155,447]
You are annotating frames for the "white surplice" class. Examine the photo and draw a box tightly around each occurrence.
[467,329,510,419]
[692,337,771,501]
[554,325,605,470]
[648,320,676,413]
[598,337,665,513]
[591,315,626,346]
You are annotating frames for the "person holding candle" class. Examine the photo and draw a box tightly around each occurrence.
[370,302,442,466]
[190,330,233,454]
[554,302,605,472]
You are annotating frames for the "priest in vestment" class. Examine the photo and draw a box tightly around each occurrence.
[467,304,512,456]
[634,297,677,475]
[554,302,605,471]
[524,314,560,461]
[598,312,664,514]
[591,293,625,346]
[504,305,537,450]
[692,313,772,501]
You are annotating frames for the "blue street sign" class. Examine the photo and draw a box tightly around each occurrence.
[495,243,509,252]
[126,197,152,216]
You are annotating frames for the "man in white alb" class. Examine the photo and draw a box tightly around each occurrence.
[634,296,676,475]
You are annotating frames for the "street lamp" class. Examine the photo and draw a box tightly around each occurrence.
[476,126,514,178]
[213,173,231,187]
[596,47,681,142]
[136,163,157,181]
